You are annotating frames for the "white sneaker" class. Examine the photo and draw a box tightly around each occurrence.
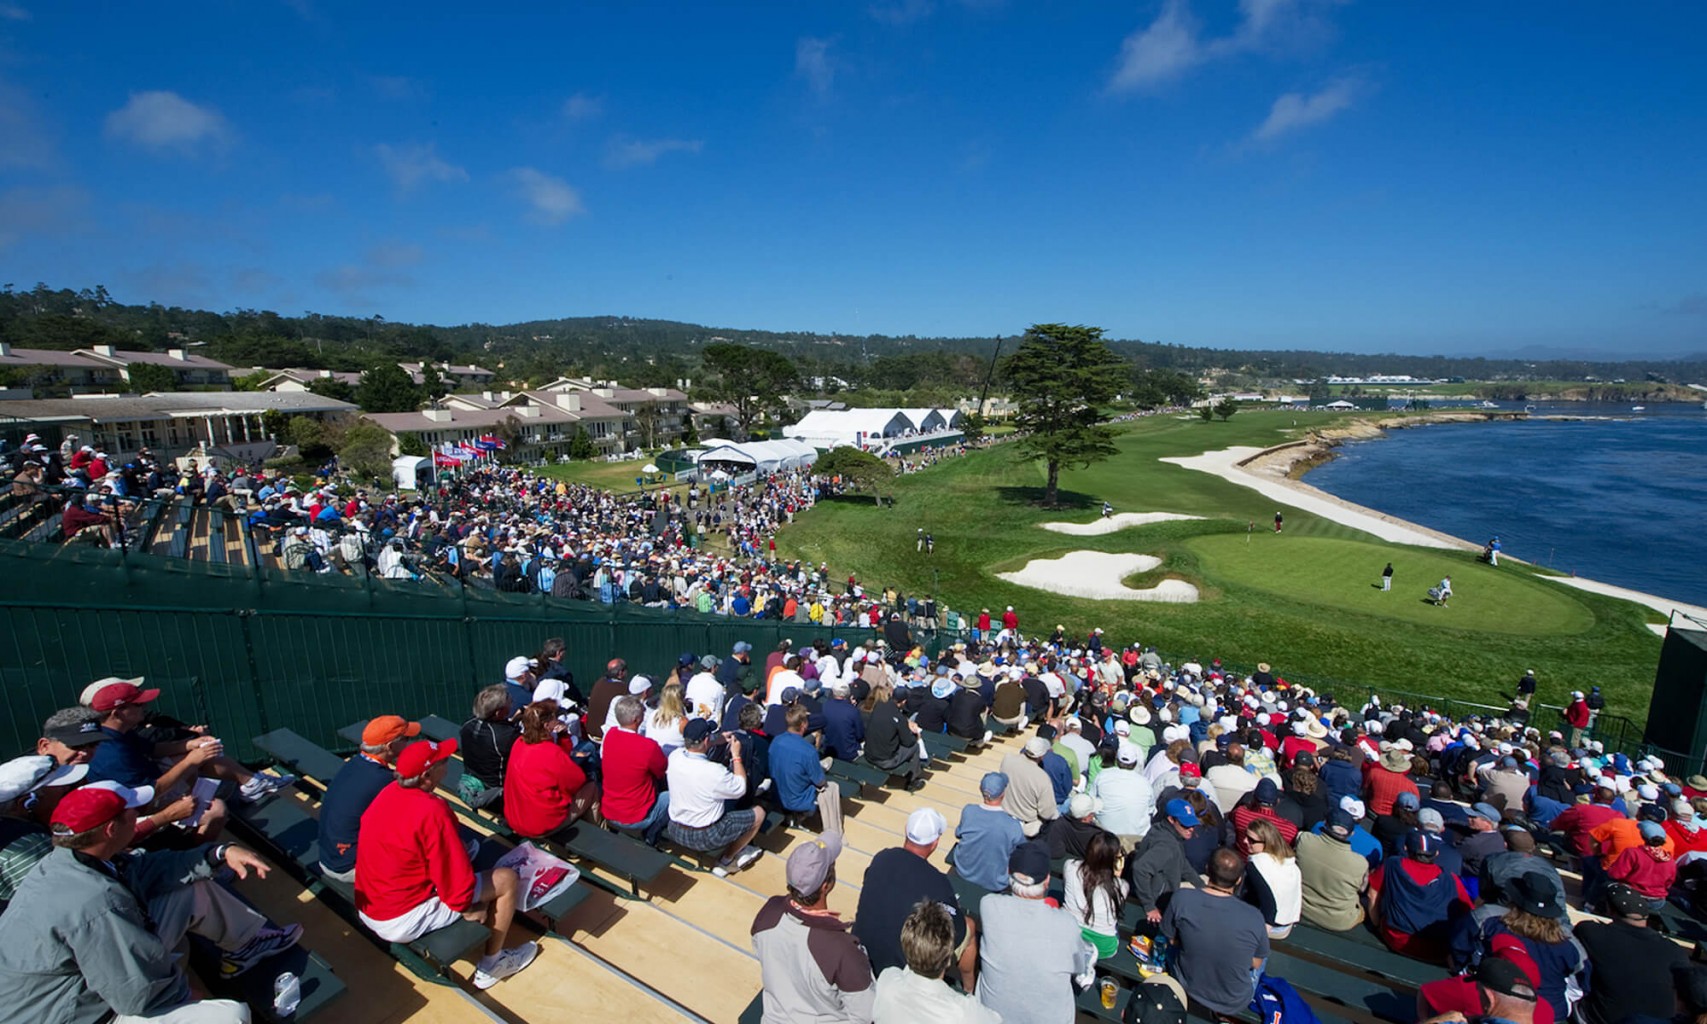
[711,861,732,878]
[734,845,763,871]
[238,772,297,804]
[472,942,538,990]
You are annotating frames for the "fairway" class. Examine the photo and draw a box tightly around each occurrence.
[777,409,1663,718]
[1185,534,1596,636]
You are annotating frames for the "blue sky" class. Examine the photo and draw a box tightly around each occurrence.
[1,1,1704,355]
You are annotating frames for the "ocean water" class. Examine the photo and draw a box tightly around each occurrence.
[1303,402,1707,609]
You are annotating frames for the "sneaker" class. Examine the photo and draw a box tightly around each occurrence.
[221,923,304,976]
[239,772,297,804]
[733,845,763,871]
[711,861,732,878]
[472,942,539,990]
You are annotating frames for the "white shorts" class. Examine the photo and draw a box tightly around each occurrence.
[359,876,484,943]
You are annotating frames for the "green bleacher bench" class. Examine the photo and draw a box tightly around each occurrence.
[827,757,885,789]
[207,510,227,564]
[1277,923,1447,992]
[136,499,173,551]
[192,886,346,1022]
[738,991,763,1024]
[165,502,195,558]
[1264,950,1415,1024]
[254,729,347,785]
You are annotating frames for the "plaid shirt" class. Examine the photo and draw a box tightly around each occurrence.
[0,817,52,902]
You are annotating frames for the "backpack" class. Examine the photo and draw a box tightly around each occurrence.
[1123,979,1187,1024]
[1252,974,1320,1024]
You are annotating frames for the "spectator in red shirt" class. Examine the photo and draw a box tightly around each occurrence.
[1549,784,1621,858]
[1665,799,1707,858]
[975,608,991,639]
[1364,747,1421,817]
[504,702,600,841]
[1001,606,1018,633]
[1230,778,1299,856]
[600,695,671,846]
[1606,821,1678,912]
[355,738,539,990]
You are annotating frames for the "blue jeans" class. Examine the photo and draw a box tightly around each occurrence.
[608,792,671,846]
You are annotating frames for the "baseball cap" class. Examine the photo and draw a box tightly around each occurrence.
[1340,796,1366,820]
[395,738,458,779]
[80,676,145,707]
[0,755,88,804]
[780,686,802,705]
[1254,778,1279,805]
[1606,883,1654,917]
[1068,792,1103,819]
[905,807,947,845]
[1116,743,1141,767]
[1324,808,1354,839]
[629,675,653,695]
[1476,957,1538,1000]
[1023,736,1050,758]
[51,779,155,834]
[89,680,161,713]
[43,716,108,749]
[361,715,421,746]
[732,641,753,654]
[1418,808,1445,832]
[1405,829,1442,858]
[1165,798,1200,827]
[785,833,843,893]
[504,656,533,680]
[677,652,698,669]
[1639,820,1667,842]
[1469,802,1502,824]
[699,654,721,670]
[979,772,1009,799]
[1007,840,1051,885]
[682,718,717,744]
[1177,761,1201,781]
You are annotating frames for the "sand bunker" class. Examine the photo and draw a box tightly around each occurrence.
[997,550,1200,603]
[1040,512,1204,536]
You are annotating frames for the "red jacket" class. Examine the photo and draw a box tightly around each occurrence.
[1001,610,1018,630]
[976,612,991,630]
[1566,701,1591,728]
[1606,844,1677,899]
[1550,802,1619,858]
[504,738,589,838]
[601,726,668,825]
[355,782,477,920]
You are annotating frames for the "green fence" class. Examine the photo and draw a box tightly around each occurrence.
[0,538,928,761]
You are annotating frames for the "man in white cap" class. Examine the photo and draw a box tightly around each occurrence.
[997,736,1060,838]
[1093,742,1157,851]
[0,754,89,902]
[855,808,980,990]
[752,833,875,1024]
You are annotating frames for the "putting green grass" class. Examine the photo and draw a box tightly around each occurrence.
[776,409,1662,719]
[1185,534,1595,636]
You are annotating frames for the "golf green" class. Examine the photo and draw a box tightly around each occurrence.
[1184,534,1596,636]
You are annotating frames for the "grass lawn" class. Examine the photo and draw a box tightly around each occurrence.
[775,409,1662,720]
[536,460,683,494]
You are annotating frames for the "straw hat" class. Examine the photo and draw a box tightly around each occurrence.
[1379,748,1412,773]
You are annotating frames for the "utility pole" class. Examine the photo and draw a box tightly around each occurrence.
[977,335,1004,417]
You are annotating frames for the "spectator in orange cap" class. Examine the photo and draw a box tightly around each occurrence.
[317,713,422,883]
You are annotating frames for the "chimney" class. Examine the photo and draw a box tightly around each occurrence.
[515,406,540,418]
[94,344,118,357]
[555,394,581,412]
[168,348,188,361]
[594,387,614,398]
[0,342,10,357]
[647,387,669,398]
[422,409,452,423]
[318,369,332,379]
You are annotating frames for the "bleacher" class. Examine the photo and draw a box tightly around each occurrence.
[215,705,1676,1024]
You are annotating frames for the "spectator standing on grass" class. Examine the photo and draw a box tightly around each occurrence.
[951,772,1026,894]
[977,841,1087,1024]
[1161,847,1271,1018]
[751,834,876,1024]
[355,738,539,989]
[319,714,419,884]
[871,900,1000,1024]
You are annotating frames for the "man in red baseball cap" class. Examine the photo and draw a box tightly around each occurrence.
[0,780,302,1021]
[354,738,538,990]
[316,714,420,883]
[85,677,296,843]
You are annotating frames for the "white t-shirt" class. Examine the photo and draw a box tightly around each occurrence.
[685,671,724,721]
[1063,859,1130,938]
[665,749,745,827]
[1248,852,1303,929]
[767,669,804,706]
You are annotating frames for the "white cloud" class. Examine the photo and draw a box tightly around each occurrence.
[0,4,30,20]
[509,167,584,224]
[373,142,468,191]
[796,37,836,97]
[1108,0,1204,93]
[104,91,231,151]
[562,92,603,121]
[1252,77,1360,142]
[604,135,703,169]
[1108,0,1342,94]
